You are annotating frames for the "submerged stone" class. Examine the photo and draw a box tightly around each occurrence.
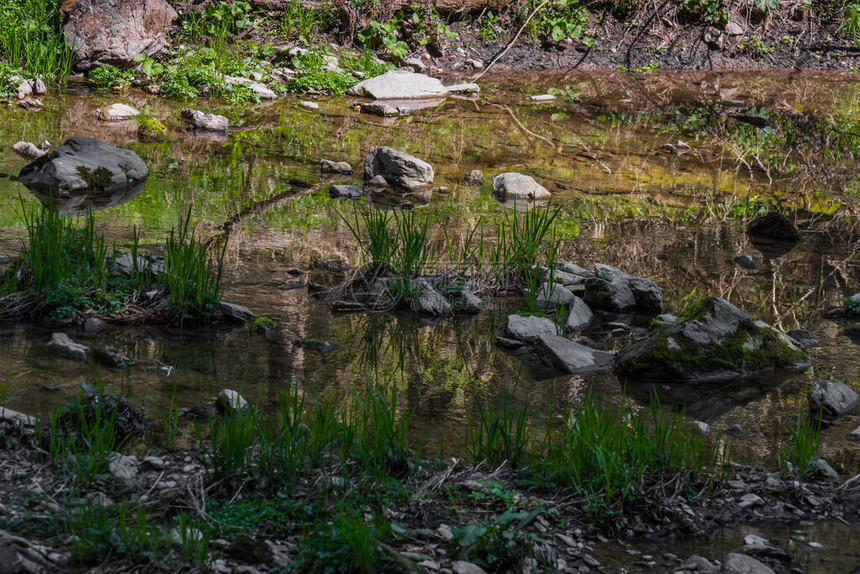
[615,297,810,383]
[46,333,90,362]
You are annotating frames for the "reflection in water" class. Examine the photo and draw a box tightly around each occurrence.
[0,71,858,475]
[28,179,146,215]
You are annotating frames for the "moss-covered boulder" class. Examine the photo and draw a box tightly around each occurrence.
[615,297,810,383]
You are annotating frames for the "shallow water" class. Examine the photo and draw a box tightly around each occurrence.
[0,70,859,471]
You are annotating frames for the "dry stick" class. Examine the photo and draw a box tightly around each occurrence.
[472,0,549,83]
[486,102,558,150]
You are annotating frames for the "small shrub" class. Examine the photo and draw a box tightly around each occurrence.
[88,65,122,88]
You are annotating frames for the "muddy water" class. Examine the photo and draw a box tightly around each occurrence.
[0,71,859,472]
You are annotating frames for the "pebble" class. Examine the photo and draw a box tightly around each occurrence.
[452,561,487,574]
[739,493,764,508]
[690,420,710,435]
[726,424,745,438]
[299,100,319,110]
[437,524,453,541]
[142,456,166,471]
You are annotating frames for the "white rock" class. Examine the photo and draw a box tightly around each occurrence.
[96,103,139,121]
[529,94,556,102]
[216,389,248,413]
[46,333,90,362]
[492,172,551,202]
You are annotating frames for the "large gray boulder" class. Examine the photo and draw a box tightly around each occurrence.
[616,297,810,383]
[13,137,148,196]
[61,0,177,71]
[492,173,551,202]
[364,147,434,196]
[536,282,576,310]
[809,380,858,423]
[584,264,663,315]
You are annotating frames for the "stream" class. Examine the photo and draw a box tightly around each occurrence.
[1,69,859,482]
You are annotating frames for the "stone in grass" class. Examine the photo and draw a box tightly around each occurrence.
[615,297,810,383]
[295,338,340,355]
[215,389,248,414]
[536,282,576,310]
[808,380,858,423]
[46,333,90,362]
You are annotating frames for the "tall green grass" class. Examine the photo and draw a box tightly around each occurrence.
[778,413,821,481]
[467,393,728,516]
[208,382,412,490]
[0,0,74,79]
[161,209,225,318]
[340,205,396,272]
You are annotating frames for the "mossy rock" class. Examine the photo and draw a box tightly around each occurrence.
[136,115,167,141]
[615,297,810,383]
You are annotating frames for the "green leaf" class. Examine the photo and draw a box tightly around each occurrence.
[133,53,146,63]
[551,25,565,42]
[451,524,487,549]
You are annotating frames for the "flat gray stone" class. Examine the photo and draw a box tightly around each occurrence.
[96,103,139,121]
[219,301,255,323]
[452,561,487,574]
[348,70,447,99]
[535,334,614,375]
[46,333,90,362]
[503,314,557,343]
[320,159,352,174]
[721,552,774,574]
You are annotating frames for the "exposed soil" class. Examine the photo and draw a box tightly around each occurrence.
[229,1,860,73]
[3,410,860,573]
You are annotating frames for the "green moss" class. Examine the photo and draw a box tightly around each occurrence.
[620,310,809,380]
[254,316,274,330]
[136,115,167,141]
[75,166,114,189]
[677,297,710,322]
